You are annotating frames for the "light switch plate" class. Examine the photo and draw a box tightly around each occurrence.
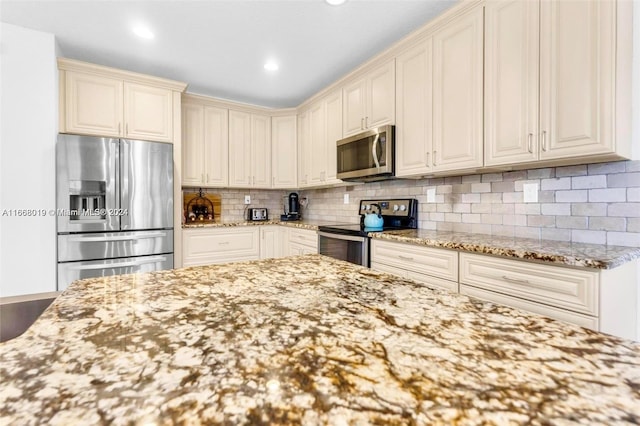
[523,183,539,203]
[426,188,436,203]
[244,195,251,204]
[343,193,349,204]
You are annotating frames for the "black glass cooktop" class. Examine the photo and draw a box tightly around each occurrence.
[318,223,410,237]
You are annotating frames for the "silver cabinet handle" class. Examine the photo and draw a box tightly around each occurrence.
[433,150,437,166]
[272,176,275,186]
[365,116,369,128]
[360,118,364,130]
[528,133,533,153]
[201,173,204,183]
[118,123,121,134]
[125,123,128,135]
[206,173,209,183]
[253,176,256,185]
[425,152,430,166]
[502,275,530,284]
[218,241,230,245]
[541,130,547,152]
[398,255,414,262]
[68,232,168,243]
[248,175,251,185]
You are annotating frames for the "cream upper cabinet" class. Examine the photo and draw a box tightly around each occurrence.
[298,89,343,188]
[251,114,272,188]
[228,110,272,188]
[59,58,185,143]
[539,0,616,160]
[123,83,173,142]
[432,6,484,172]
[271,115,297,189]
[297,110,310,187]
[64,71,124,137]
[342,60,395,137]
[395,38,433,177]
[181,97,228,187]
[485,0,626,166]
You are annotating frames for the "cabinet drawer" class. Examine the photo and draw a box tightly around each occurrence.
[459,253,599,316]
[182,228,259,266]
[371,240,458,282]
[371,261,458,292]
[288,228,317,250]
[460,284,599,331]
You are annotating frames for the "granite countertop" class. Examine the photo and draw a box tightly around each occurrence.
[183,219,350,231]
[1,255,639,424]
[371,229,640,270]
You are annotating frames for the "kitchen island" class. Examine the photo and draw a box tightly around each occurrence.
[1,255,639,424]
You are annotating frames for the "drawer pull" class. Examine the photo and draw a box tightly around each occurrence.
[218,241,230,245]
[398,255,414,262]
[502,275,530,285]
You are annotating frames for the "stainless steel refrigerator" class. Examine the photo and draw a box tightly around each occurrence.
[56,134,174,291]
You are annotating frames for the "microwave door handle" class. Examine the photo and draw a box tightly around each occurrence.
[371,133,381,169]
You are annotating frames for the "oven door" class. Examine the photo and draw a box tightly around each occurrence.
[318,231,369,267]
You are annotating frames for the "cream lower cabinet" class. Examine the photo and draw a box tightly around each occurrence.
[182,96,228,187]
[59,59,185,143]
[287,228,318,255]
[459,252,638,341]
[260,226,285,259]
[370,240,458,292]
[484,0,631,167]
[182,227,260,267]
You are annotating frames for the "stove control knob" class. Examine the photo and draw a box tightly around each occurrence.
[399,205,407,212]
[393,205,399,212]
[365,204,371,210]
[361,205,367,210]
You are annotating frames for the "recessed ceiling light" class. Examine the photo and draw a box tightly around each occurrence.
[326,0,347,5]
[132,25,154,40]
[264,61,279,72]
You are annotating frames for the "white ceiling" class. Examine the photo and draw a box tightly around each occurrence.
[0,0,456,108]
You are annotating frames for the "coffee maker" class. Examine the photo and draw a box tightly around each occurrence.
[280,192,301,221]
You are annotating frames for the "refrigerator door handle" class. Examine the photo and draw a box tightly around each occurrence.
[120,139,130,229]
[112,139,121,229]
[67,231,169,243]
[66,255,170,271]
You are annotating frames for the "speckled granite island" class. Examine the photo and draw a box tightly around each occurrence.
[2,255,640,424]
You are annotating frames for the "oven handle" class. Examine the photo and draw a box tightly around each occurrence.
[318,231,367,243]
[371,133,381,169]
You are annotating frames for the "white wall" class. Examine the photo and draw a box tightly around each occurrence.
[0,23,58,298]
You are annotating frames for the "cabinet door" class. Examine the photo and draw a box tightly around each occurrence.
[272,115,297,188]
[182,228,260,267]
[432,6,484,172]
[124,83,173,142]
[181,103,205,186]
[539,0,615,159]
[228,110,252,187]
[367,60,395,129]
[484,0,539,166]
[260,226,282,259]
[395,39,433,177]
[297,111,311,187]
[251,114,272,188]
[203,106,229,187]
[324,89,343,184]
[342,78,367,137]
[65,71,123,137]
[308,101,326,185]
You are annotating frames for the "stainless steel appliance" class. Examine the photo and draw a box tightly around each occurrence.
[56,134,174,290]
[280,192,301,221]
[248,208,268,221]
[318,198,417,267]
[336,125,394,182]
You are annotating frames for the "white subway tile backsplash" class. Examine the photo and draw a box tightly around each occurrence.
[481,193,502,204]
[527,168,555,179]
[607,172,640,188]
[555,190,588,203]
[491,181,515,193]
[514,179,540,191]
[588,188,627,202]
[515,226,540,239]
[627,188,640,202]
[502,192,523,203]
[471,203,492,214]
[607,232,640,247]
[461,193,481,203]
[556,165,588,177]
[541,203,571,216]
[589,217,626,232]
[571,203,608,216]
[627,218,640,233]
[541,177,571,191]
[588,162,626,175]
[514,203,541,215]
[541,228,572,241]
[572,229,606,244]
[462,213,482,224]
[481,173,503,183]
[572,175,607,189]
[608,203,640,217]
[527,215,555,227]
[471,182,491,193]
[503,214,527,226]
[556,216,588,229]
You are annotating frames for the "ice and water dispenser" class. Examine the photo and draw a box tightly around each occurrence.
[68,180,106,221]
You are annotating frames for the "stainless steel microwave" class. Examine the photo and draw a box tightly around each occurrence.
[336,125,394,182]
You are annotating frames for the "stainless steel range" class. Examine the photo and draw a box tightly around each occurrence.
[318,199,418,267]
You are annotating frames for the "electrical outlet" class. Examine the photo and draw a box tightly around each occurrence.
[244,195,251,205]
[426,188,436,203]
[523,183,539,203]
[343,193,349,204]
